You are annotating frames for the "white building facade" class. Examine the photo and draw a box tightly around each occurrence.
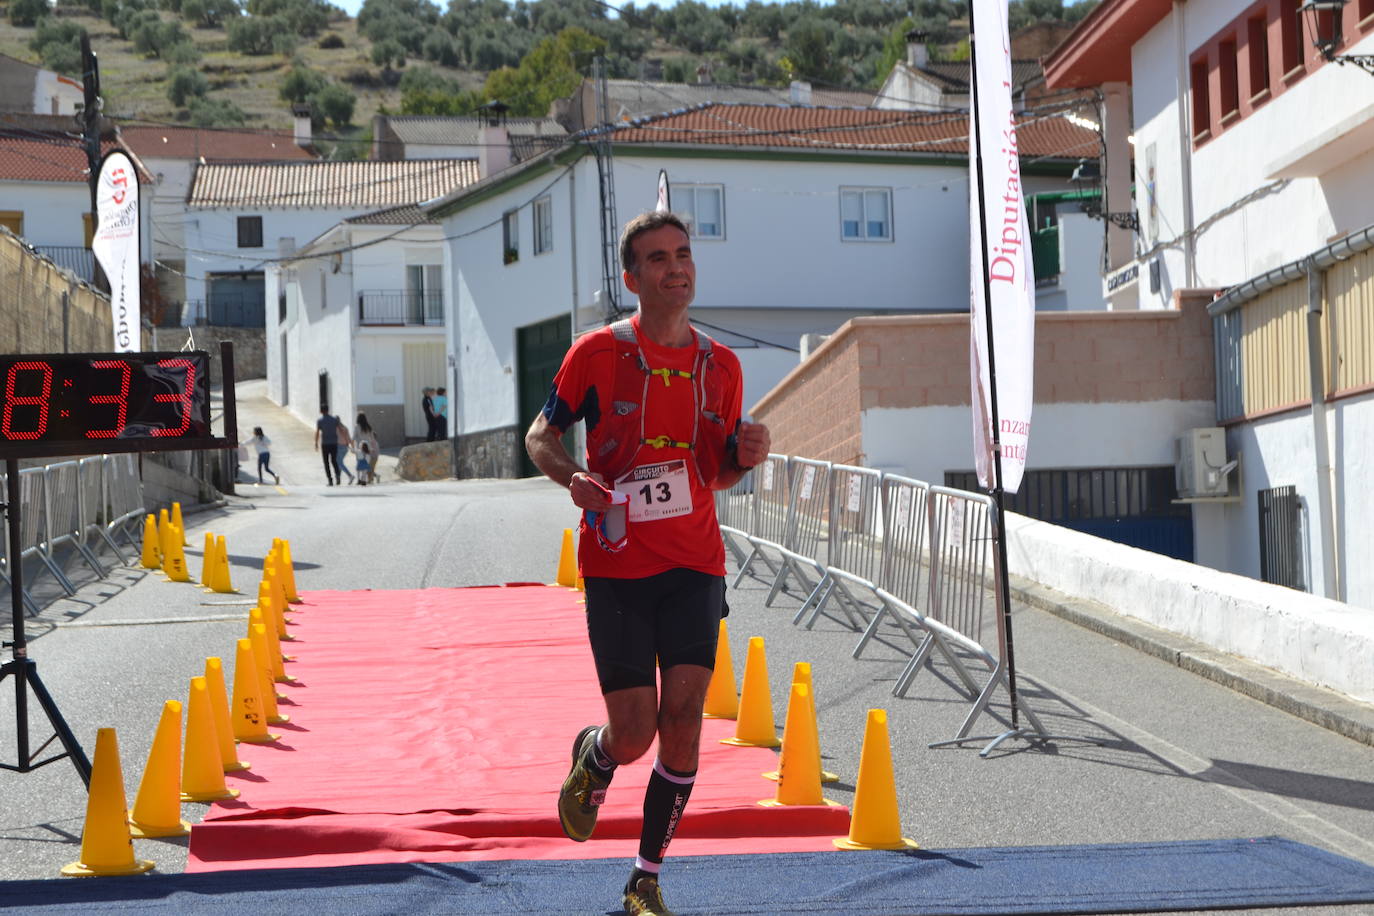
[1045,0,1374,607]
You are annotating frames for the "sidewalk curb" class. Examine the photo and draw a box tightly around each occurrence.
[1010,575,1374,749]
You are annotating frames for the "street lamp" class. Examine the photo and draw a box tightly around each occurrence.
[1070,159,1140,232]
[1300,0,1374,75]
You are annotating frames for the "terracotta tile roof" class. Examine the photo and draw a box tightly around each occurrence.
[607,103,1098,161]
[0,131,150,183]
[120,125,318,161]
[187,159,482,209]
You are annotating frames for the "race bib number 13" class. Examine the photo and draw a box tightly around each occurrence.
[616,459,693,523]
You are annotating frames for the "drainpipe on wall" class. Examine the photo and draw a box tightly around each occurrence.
[1305,260,1341,600]
[1174,0,1197,287]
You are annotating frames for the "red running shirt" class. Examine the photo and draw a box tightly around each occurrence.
[541,317,743,579]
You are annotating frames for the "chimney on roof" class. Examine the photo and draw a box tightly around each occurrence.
[292,103,312,149]
[477,100,511,178]
[906,30,929,69]
[789,80,812,106]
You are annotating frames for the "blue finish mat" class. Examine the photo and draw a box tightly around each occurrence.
[5,836,1373,915]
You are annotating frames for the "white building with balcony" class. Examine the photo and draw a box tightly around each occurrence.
[1045,0,1374,606]
[423,103,1101,479]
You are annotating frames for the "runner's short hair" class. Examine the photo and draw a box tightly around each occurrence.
[619,211,690,275]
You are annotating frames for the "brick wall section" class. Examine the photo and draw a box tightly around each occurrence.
[753,292,1216,462]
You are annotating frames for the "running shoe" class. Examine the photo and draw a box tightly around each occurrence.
[558,725,610,842]
[623,874,675,916]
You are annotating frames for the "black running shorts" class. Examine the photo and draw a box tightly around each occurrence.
[583,568,726,694]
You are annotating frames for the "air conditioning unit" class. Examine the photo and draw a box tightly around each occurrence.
[1175,427,1235,498]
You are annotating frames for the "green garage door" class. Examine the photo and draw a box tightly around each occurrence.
[516,314,572,478]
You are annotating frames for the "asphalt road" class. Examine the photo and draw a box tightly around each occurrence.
[0,382,1371,916]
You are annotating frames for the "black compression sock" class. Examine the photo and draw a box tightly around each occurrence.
[637,757,695,868]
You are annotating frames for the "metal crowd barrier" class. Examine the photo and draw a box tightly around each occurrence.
[719,457,1043,745]
[0,455,146,616]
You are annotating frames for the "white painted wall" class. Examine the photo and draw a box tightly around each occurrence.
[861,400,1216,483]
[0,180,153,263]
[32,70,81,115]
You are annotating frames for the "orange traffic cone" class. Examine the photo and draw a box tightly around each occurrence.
[204,657,249,773]
[702,619,739,719]
[277,539,301,604]
[554,528,577,588]
[207,535,236,594]
[764,662,838,783]
[249,607,294,683]
[157,509,173,572]
[128,700,190,838]
[171,501,187,546]
[760,683,841,808]
[721,637,780,748]
[231,638,279,744]
[249,623,289,725]
[180,677,239,802]
[834,709,917,850]
[164,524,191,583]
[61,728,156,876]
[198,532,216,587]
[140,514,160,569]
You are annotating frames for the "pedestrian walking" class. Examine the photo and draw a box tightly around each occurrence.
[314,405,344,486]
[525,210,770,916]
[336,419,355,484]
[250,426,280,485]
[422,387,438,442]
[434,386,449,440]
[354,413,381,484]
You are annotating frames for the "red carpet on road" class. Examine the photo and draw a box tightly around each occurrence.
[187,585,850,872]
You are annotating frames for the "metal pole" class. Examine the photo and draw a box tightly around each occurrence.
[966,0,1022,731]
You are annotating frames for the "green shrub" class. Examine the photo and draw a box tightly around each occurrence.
[8,0,50,26]
[167,65,209,106]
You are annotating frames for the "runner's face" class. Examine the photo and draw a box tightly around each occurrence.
[625,225,695,314]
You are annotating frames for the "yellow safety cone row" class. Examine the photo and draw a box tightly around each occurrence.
[702,619,739,719]
[554,528,577,588]
[760,683,842,808]
[61,728,156,876]
[721,637,780,748]
[249,623,289,725]
[140,514,161,569]
[276,539,302,604]
[204,657,250,772]
[250,606,295,684]
[231,638,279,744]
[128,700,191,838]
[163,524,191,582]
[834,709,918,851]
[181,676,239,802]
[764,662,838,783]
[171,501,187,546]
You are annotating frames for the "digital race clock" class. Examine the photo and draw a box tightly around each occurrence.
[0,351,216,459]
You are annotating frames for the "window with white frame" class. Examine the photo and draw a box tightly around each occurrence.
[675,184,724,239]
[502,209,519,264]
[839,188,892,241]
[533,196,553,255]
[406,264,443,324]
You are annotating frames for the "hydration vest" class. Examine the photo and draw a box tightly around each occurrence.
[586,318,732,488]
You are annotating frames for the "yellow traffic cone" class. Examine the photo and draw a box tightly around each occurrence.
[207,535,235,594]
[61,728,156,876]
[199,532,216,587]
[204,657,249,773]
[555,528,577,588]
[181,677,239,802]
[764,662,838,783]
[171,501,187,546]
[278,539,301,604]
[157,509,172,572]
[250,607,294,683]
[140,514,160,569]
[834,709,917,850]
[231,638,279,744]
[721,637,780,748]
[164,524,191,582]
[128,700,191,838]
[575,574,585,591]
[260,572,295,642]
[250,623,289,725]
[702,619,739,719]
[760,684,841,808]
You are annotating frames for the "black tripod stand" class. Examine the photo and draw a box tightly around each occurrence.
[0,458,91,787]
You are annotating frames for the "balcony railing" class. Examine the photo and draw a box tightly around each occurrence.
[180,298,266,328]
[358,290,443,327]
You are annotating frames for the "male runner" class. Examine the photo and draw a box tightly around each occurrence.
[525,210,770,916]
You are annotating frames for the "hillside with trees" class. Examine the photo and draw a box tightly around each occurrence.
[1,0,1096,155]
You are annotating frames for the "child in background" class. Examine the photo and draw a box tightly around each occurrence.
[355,441,373,486]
